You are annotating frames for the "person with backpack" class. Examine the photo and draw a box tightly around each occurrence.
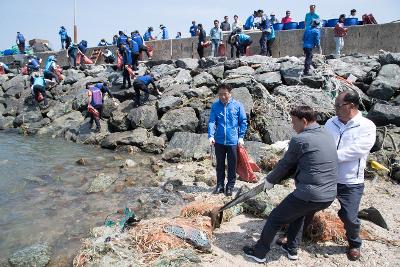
[16,32,26,54]
[59,26,68,49]
[87,84,104,132]
[44,56,60,83]
[334,14,348,56]
[258,12,272,56]
[30,71,48,107]
[132,73,162,107]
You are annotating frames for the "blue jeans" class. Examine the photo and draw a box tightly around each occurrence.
[337,183,365,248]
[211,39,220,57]
[253,193,332,257]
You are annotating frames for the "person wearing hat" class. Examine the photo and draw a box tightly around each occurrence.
[349,9,357,18]
[305,4,320,29]
[269,13,279,24]
[59,26,68,49]
[303,19,321,75]
[143,27,155,41]
[159,25,169,40]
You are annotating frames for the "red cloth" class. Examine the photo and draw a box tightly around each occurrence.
[217,43,225,57]
[55,66,63,81]
[126,65,136,78]
[281,17,293,24]
[236,146,261,183]
[334,23,347,37]
[0,66,5,75]
[117,53,123,70]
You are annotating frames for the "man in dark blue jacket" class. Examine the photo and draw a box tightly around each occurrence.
[127,37,140,71]
[16,32,26,53]
[59,26,68,49]
[132,31,151,59]
[120,44,132,89]
[303,19,321,75]
[208,84,248,196]
[243,106,338,263]
[132,73,162,107]
[189,21,198,37]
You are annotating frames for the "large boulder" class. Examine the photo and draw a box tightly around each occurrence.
[4,85,25,98]
[8,243,51,267]
[254,71,282,90]
[2,98,24,117]
[101,128,149,149]
[109,110,130,132]
[254,61,281,74]
[175,58,199,70]
[224,59,240,70]
[151,64,179,79]
[156,107,199,138]
[101,97,120,118]
[164,132,209,160]
[87,173,118,193]
[184,86,213,99]
[155,75,176,91]
[280,61,304,85]
[224,66,255,78]
[142,135,165,154]
[193,72,216,87]
[46,102,73,121]
[84,65,107,77]
[221,76,252,88]
[2,75,26,92]
[207,65,225,80]
[378,51,400,66]
[162,84,191,98]
[0,115,14,130]
[327,56,380,83]
[63,69,86,85]
[72,89,89,111]
[174,69,192,84]
[367,103,400,127]
[13,111,43,127]
[231,87,254,115]
[157,96,183,114]
[239,55,271,65]
[127,105,159,129]
[366,64,400,100]
[37,111,84,137]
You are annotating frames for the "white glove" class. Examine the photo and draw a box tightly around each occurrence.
[238,138,244,146]
[264,179,274,191]
[209,137,215,145]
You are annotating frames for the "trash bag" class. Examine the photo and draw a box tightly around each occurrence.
[126,65,135,78]
[36,92,44,102]
[217,43,225,57]
[236,146,260,183]
[147,45,154,57]
[358,206,389,230]
[117,53,123,70]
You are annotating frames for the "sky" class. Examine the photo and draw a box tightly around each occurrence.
[1,0,399,51]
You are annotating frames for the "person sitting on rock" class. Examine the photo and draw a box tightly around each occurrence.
[132,73,162,107]
[30,71,48,107]
[43,55,60,84]
[231,32,252,57]
[87,83,104,132]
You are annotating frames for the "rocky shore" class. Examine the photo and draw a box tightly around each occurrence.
[1,51,400,266]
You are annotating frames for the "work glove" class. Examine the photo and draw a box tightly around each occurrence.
[238,138,244,146]
[263,178,274,191]
[209,137,215,145]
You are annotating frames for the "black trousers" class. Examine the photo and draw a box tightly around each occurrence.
[133,80,150,107]
[303,47,313,74]
[122,66,131,87]
[267,38,275,56]
[259,32,269,56]
[197,45,204,58]
[253,193,332,258]
[89,104,103,129]
[139,44,150,57]
[44,70,60,83]
[214,143,238,190]
[131,53,139,71]
[33,85,48,106]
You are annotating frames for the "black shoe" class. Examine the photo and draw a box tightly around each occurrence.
[225,187,233,196]
[120,85,126,89]
[94,127,101,133]
[243,245,266,263]
[281,244,299,260]
[212,186,224,194]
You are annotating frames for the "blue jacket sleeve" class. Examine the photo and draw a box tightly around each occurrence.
[314,30,320,47]
[208,106,217,139]
[238,103,247,138]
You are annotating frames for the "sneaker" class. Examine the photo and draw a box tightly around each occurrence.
[212,186,224,194]
[346,247,361,261]
[242,245,266,263]
[225,187,233,196]
[281,244,299,260]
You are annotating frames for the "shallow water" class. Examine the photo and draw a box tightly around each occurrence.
[0,132,179,265]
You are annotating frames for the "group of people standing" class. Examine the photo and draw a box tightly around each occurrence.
[208,85,376,263]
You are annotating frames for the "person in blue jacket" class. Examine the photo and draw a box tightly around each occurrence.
[267,25,276,56]
[59,26,68,49]
[208,84,248,196]
[27,55,41,73]
[68,43,78,69]
[117,31,128,47]
[189,21,198,37]
[120,43,132,89]
[132,73,162,107]
[160,25,169,40]
[44,55,60,83]
[16,32,26,54]
[243,10,261,30]
[231,32,252,57]
[132,30,151,60]
[30,71,48,106]
[305,4,320,29]
[303,19,321,75]
[127,37,140,71]
[143,27,155,41]
[258,12,272,56]
[78,40,88,54]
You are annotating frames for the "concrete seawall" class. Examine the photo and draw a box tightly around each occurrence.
[1,22,399,67]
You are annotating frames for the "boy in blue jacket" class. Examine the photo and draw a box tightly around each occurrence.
[208,84,248,196]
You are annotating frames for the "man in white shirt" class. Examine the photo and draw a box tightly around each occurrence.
[325,90,376,261]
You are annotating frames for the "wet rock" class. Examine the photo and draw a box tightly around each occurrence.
[184,86,213,99]
[174,69,192,84]
[13,111,43,127]
[207,65,225,80]
[164,132,209,160]
[193,72,216,87]
[8,242,51,267]
[175,58,199,70]
[87,173,118,193]
[63,69,86,85]
[23,118,51,135]
[127,105,158,129]
[0,115,14,130]
[101,128,149,149]
[379,51,400,66]
[231,87,254,115]
[367,103,400,126]
[367,64,400,100]
[157,96,183,114]
[254,71,282,90]
[156,107,199,138]
[221,76,252,88]
[151,64,179,79]
[225,66,255,77]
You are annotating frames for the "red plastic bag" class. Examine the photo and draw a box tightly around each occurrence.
[76,53,82,65]
[88,105,100,118]
[218,43,225,57]
[82,54,93,64]
[0,66,5,75]
[117,53,123,70]
[147,45,154,57]
[126,65,136,79]
[36,92,44,102]
[236,146,260,183]
[20,66,28,75]
[55,66,63,81]
[246,46,252,56]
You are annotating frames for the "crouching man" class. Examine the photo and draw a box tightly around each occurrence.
[243,106,338,263]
